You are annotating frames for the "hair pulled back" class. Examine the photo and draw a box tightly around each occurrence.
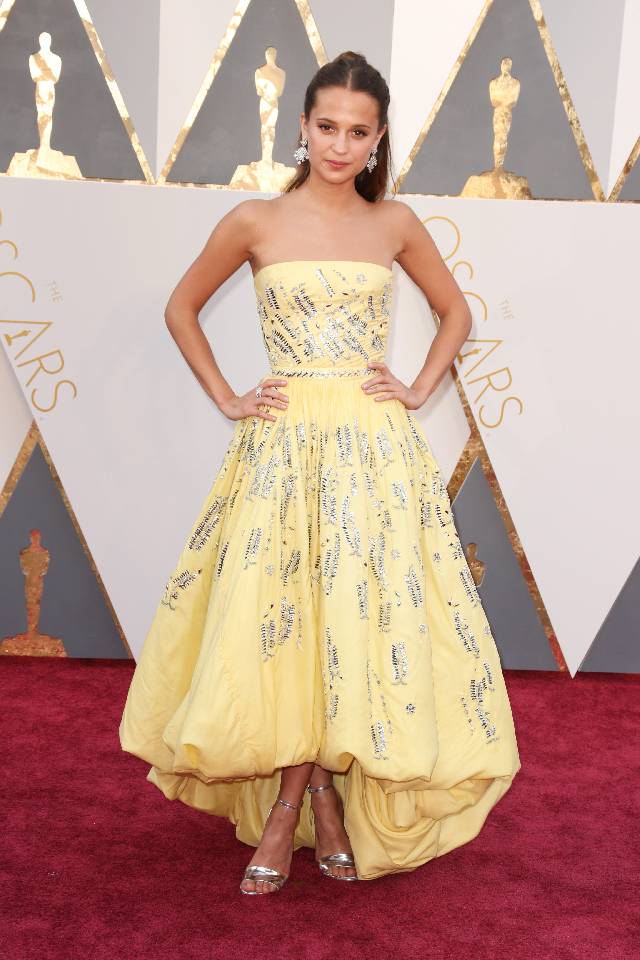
[283,51,395,202]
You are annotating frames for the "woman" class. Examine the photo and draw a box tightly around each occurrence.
[119,51,521,895]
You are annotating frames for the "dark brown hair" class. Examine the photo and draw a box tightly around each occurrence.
[282,51,395,202]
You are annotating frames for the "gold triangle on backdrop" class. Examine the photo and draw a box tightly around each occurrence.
[0,421,132,658]
[0,0,153,183]
[608,134,640,201]
[157,0,327,188]
[394,0,604,201]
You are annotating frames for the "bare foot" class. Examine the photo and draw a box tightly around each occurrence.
[240,799,300,894]
[310,784,357,879]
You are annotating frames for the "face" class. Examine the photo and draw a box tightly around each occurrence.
[300,86,386,179]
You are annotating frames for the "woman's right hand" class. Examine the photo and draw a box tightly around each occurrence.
[218,378,289,422]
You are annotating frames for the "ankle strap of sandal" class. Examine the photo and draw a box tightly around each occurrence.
[307,783,335,793]
[275,796,303,810]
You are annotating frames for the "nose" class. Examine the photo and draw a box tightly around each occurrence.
[333,134,349,155]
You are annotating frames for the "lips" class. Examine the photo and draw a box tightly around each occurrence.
[327,159,348,167]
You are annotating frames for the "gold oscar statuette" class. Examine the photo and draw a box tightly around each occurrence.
[461,57,531,199]
[0,529,66,656]
[7,31,82,179]
[464,542,487,587]
[229,47,297,191]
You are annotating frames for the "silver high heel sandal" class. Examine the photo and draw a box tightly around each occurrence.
[307,782,358,880]
[240,796,303,895]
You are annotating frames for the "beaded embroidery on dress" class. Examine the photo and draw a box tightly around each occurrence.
[119,259,521,881]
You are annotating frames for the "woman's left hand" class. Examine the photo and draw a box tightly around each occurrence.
[362,361,425,411]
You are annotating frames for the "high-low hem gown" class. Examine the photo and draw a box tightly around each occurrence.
[119,259,521,881]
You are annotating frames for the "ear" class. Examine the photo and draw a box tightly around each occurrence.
[376,124,387,148]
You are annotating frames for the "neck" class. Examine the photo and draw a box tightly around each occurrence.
[300,169,363,211]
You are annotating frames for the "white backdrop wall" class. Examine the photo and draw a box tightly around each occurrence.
[0,0,638,674]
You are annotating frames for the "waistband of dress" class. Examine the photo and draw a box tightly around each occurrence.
[268,366,374,379]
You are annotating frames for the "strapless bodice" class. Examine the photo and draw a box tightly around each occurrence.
[252,259,393,377]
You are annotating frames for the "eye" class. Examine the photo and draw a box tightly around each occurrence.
[319,123,333,131]
[354,130,367,137]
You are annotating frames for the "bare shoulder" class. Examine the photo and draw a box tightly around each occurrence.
[384,198,424,230]
[216,197,282,260]
[230,194,288,231]
[372,198,423,258]
[221,196,269,228]
[389,199,438,253]
[375,197,409,213]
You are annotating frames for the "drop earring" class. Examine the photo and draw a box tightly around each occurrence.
[294,137,309,164]
[366,146,378,173]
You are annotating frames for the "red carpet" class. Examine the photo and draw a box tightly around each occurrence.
[1,656,637,960]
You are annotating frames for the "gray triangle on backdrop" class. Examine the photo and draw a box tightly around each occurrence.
[578,557,640,673]
[87,0,160,175]
[311,0,393,75]
[451,457,557,670]
[167,0,319,184]
[0,0,145,180]
[617,152,640,201]
[0,442,128,659]
[401,0,592,200]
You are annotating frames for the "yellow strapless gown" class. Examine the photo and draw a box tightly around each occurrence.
[119,260,521,880]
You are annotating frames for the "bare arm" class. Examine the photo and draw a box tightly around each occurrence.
[163,199,288,421]
[363,202,472,410]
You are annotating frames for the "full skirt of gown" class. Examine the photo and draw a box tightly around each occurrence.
[119,259,521,880]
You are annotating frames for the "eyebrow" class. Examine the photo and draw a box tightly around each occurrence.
[316,117,371,128]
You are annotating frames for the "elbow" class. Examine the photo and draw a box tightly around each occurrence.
[164,293,177,329]
[164,301,199,333]
[460,300,472,338]
[443,302,471,340]
[164,286,187,328]
[164,297,184,331]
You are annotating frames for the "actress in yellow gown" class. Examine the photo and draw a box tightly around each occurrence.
[119,52,521,894]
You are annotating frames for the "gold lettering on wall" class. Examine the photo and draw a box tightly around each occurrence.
[424,215,524,429]
[0,209,78,411]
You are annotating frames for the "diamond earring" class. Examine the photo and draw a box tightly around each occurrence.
[366,146,378,173]
[294,137,309,164]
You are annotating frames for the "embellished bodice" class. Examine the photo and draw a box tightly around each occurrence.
[252,259,393,376]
